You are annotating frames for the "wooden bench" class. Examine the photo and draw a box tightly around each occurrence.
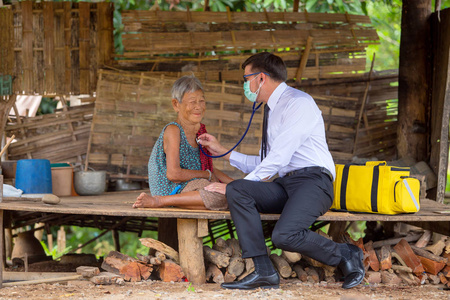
[0,190,449,285]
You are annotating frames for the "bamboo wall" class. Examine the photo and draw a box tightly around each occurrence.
[116,10,378,82]
[5,103,94,163]
[0,7,14,77]
[0,1,113,95]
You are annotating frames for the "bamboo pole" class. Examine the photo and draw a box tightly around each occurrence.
[352,53,375,154]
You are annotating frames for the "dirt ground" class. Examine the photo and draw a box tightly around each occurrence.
[0,278,448,300]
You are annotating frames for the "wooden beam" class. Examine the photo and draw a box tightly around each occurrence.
[429,9,450,203]
[397,0,432,161]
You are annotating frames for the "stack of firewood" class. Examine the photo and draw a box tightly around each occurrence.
[360,230,450,286]
[205,230,450,287]
[79,230,449,287]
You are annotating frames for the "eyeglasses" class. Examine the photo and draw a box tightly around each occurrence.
[243,72,270,82]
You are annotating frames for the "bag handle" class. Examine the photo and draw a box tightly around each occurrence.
[365,161,387,167]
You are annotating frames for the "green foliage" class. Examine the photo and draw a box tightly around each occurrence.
[40,240,72,260]
[37,97,59,115]
[186,282,196,292]
[65,226,158,259]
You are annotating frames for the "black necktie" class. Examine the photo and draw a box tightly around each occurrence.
[261,104,269,161]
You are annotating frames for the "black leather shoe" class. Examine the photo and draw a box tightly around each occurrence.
[338,244,365,289]
[221,271,280,290]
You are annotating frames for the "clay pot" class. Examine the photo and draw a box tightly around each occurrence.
[11,231,46,259]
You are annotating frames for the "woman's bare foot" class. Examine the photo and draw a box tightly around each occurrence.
[133,193,163,208]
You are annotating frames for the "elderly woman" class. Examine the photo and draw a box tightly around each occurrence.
[133,75,232,210]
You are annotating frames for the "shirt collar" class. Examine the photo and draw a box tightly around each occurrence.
[266,82,288,111]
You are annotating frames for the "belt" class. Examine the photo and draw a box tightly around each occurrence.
[285,166,333,181]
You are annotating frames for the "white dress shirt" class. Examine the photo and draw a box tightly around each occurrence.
[230,82,336,181]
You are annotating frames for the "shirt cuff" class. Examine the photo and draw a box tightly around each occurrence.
[229,151,246,169]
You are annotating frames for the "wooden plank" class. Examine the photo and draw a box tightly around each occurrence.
[21,1,33,93]
[43,1,55,94]
[429,9,450,203]
[63,1,71,94]
[79,2,90,94]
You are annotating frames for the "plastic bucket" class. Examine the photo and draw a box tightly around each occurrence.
[51,163,73,196]
[15,159,52,194]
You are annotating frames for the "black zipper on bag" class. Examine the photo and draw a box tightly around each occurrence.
[393,181,400,202]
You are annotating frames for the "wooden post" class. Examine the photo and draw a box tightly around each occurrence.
[43,1,55,94]
[429,9,450,203]
[0,175,3,288]
[177,219,206,284]
[397,0,431,161]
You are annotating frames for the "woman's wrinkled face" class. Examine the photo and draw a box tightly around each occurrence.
[174,89,206,124]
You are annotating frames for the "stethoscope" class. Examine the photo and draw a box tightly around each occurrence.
[196,102,263,158]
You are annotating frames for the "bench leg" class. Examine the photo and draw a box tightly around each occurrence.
[177,218,206,284]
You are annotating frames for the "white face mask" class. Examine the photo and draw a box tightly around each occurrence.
[243,73,263,103]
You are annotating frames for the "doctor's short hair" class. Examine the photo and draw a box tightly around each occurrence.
[242,52,287,82]
[171,74,204,103]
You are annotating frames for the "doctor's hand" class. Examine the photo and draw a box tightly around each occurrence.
[197,133,230,158]
[204,182,227,195]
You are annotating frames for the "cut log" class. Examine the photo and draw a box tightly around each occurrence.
[365,271,381,284]
[140,238,179,263]
[244,257,255,273]
[281,250,302,264]
[372,233,422,248]
[236,257,255,280]
[392,265,413,273]
[397,270,420,286]
[226,238,242,257]
[292,264,308,282]
[158,259,185,282]
[445,239,450,254]
[119,261,142,282]
[269,253,292,278]
[381,270,402,285]
[149,256,162,265]
[205,263,224,283]
[101,251,137,274]
[364,240,380,271]
[76,266,100,278]
[424,237,446,256]
[411,245,448,263]
[224,271,237,283]
[417,255,446,275]
[203,245,230,268]
[428,274,441,285]
[138,263,152,280]
[414,230,432,248]
[136,253,150,264]
[442,265,450,277]
[212,238,233,257]
[227,256,245,277]
[379,245,392,270]
[305,267,319,283]
[154,251,166,261]
[439,272,448,285]
[393,239,425,276]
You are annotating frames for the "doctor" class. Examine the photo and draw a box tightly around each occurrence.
[199,52,365,290]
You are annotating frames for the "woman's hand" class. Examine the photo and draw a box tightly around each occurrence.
[204,182,227,195]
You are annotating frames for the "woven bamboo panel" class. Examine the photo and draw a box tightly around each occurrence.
[0,6,14,77]
[300,70,399,163]
[5,104,94,163]
[3,1,113,95]
[86,69,263,179]
[117,10,377,82]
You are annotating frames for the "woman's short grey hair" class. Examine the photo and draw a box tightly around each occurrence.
[171,75,204,103]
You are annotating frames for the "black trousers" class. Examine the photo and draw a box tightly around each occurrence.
[226,168,342,266]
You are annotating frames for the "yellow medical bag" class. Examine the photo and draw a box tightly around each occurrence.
[332,161,420,215]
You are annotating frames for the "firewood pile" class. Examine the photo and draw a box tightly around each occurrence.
[75,228,450,287]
